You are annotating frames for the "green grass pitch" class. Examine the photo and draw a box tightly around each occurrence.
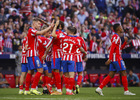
[0,87,140,100]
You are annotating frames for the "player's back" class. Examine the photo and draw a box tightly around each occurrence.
[62,35,80,61]
[37,35,50,63]
[27,27,38,57]
[110,33,122,61]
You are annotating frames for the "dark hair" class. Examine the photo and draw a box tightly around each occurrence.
[91,27,96,30]
[113,23,120,32]
[67,26,75,34]
[57,21,64,30]
[32,17,41,22]
[129,69,133,72]
[73,27,77,34]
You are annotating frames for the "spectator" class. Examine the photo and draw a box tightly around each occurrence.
[106,0,115,15]
[87,1,98,18]
[13,24,22,34]
[77,9,87,24]
[65,2,72,16]
[124,0,136,16]
[0,7,7,22]
[116,1,125,17]
[82,71,92,87]
[87,28,100,45]
[0,32,4,53]
[15,45,22,88]
[0,24,5,36]
[97,42,104,54]
[0,73,10,88]
[60,10,67,22]
[131,0,139,11]
[95,0,106,13]
[12,32,21,54]
[89,36,98,53]
[127,69,140,87]
[4,27,13,54]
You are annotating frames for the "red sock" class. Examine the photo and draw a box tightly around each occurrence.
[54,72,61,90]
[99,75,112,89]
[50,77,55,86]
[42,76,46,87]
[77,75,83,86]
[69,78,75,90]
[61,76,64,91]
[64,77,69,89]
[122,76,128,91]
[19,85,23,90]
[45,76,52,84]
[31,72,42,89]
[25,73,32,91]
[73,84,76,91]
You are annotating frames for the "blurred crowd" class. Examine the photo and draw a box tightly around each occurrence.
[0,0,140,54]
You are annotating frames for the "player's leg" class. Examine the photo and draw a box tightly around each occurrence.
[67,61,75,95]
[96,62,116,96]
[51,58,62,94]
[19,64,28,94]
[119,60,136,95]
[45,61,53,94]
[42,63,49,94]
[30,56,43,95]
[76,62,83,94]
[15,66,21,88]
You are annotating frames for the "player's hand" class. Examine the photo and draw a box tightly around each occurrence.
[105,59,111,65]
[124,37,128,42]
[55,20,59,27]
[50,20,55,28]
[42,54,47,60]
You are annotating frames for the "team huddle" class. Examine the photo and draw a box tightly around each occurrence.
[19,18,136,96]
[19,18,87,95]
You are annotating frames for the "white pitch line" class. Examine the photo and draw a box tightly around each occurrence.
[0,97,140,100]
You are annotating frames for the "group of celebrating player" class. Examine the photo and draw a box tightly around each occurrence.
[18,17,136,96]
[18,18,87,95]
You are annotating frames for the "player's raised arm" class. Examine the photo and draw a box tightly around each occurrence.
[36,20,54,35]
[51,20,60,38]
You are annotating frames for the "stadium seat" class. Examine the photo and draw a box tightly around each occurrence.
[89,74,98,83]
[5,74,15,88]
[99,74,106,84]
[110,74,120,87]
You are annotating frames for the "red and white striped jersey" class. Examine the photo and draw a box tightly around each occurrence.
[37,36,52,63]
[109,33,126,62]
[75,36,87,62]
[21,37,28,63]
[89,40,98,52]
[4,39,12,48]
[46,38,52,62]
[26,27,38,57]
[57,34,81,61]
[0,36,4,48]
[52,29,65,59]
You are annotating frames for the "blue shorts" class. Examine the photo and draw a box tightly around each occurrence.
[51,58,62,72]
[75,62,83,72]
[109,60,126,72]
[27,56,42,70]
[62,61,75,73]
[46,61,52,73]
[21,63,28,72]
[43,63,48,71]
